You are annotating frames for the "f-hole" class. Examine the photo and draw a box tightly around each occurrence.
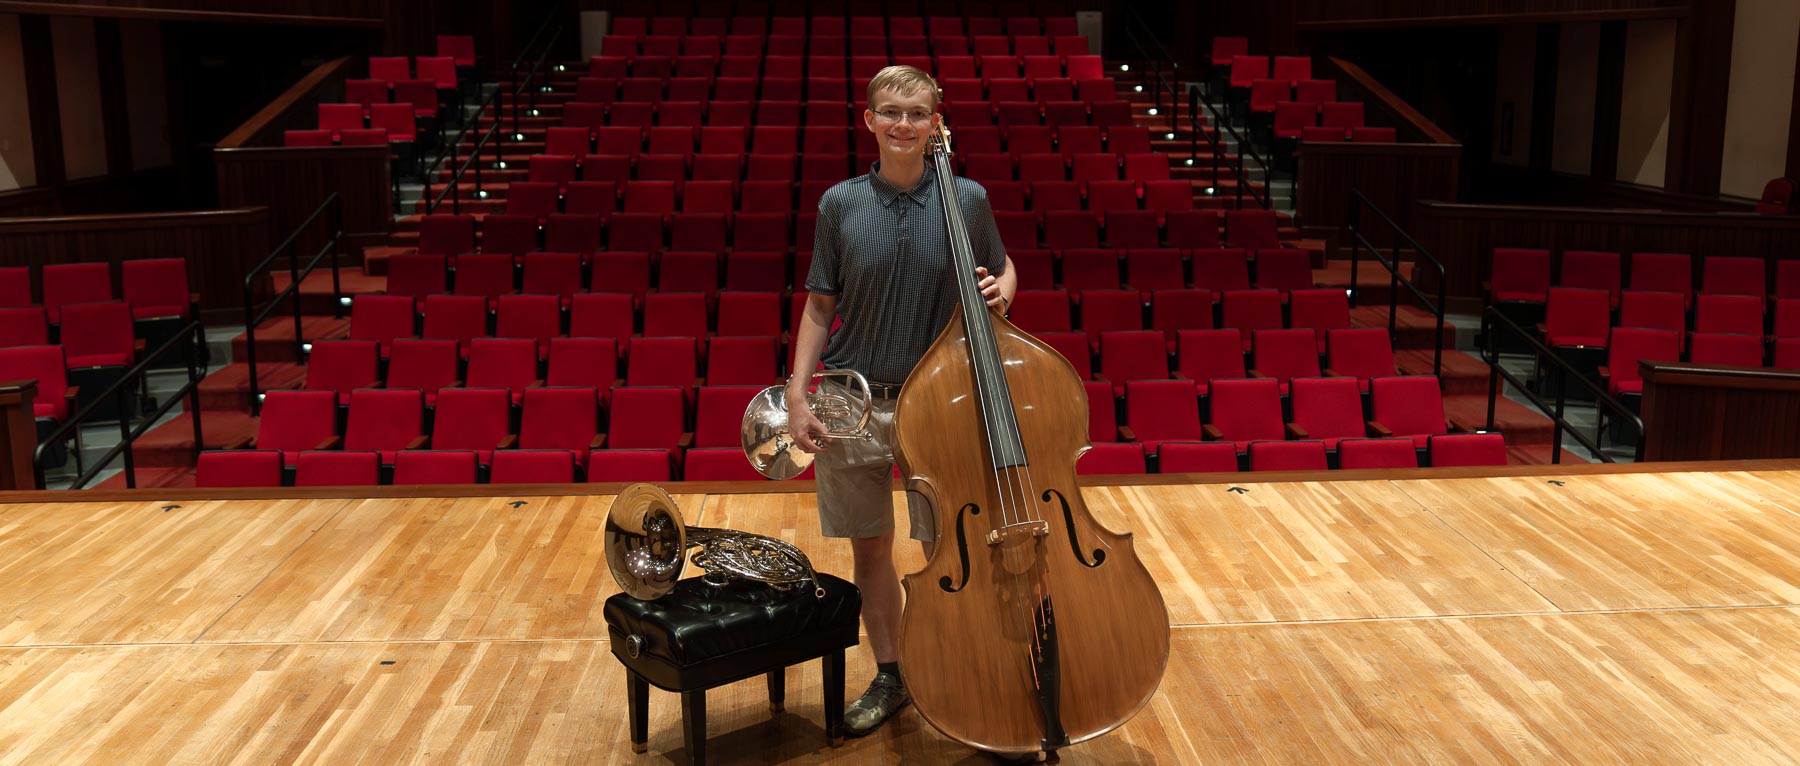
[1043,489,1104,568]
[937,503,981,592]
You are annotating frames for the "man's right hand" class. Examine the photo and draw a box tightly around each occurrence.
[786,387,831,453]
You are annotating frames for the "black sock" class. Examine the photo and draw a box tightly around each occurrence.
[877,661,900,678]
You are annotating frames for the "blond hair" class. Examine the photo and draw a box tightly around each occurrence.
[865,65,940,110]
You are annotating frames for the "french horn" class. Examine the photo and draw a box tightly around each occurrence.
[605,483,824,599]
[740,369,875,480]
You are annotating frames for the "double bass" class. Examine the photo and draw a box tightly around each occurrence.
[892,124,1171,756]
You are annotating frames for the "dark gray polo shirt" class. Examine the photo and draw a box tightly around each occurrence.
[806,159,1008,385]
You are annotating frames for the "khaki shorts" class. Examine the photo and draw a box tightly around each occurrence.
[812,382,937,541]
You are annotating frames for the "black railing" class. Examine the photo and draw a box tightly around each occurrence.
[423,16,565,215]
[1345,189,1446,378]
[1119,8,1270,210]
[1479,307,1645,464]
[243,194,344,415]
[32,321,207,489]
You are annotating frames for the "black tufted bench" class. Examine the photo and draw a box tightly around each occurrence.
[603,573,861,765]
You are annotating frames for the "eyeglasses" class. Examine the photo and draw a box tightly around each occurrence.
[872,109,935,125]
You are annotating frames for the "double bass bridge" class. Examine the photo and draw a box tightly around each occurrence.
[985,520,1049,546]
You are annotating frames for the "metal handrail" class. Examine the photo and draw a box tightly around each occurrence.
[243,193,344,414]
[1118,10,1270,210]
[32,321,207,489]
[1479,307,1645,464]
[1345,189,1445,378]
[425,22,564,215]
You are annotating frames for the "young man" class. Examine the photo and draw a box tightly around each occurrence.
[786,65,1017,737]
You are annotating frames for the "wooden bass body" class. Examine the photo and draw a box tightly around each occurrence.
[893,308,1171,754]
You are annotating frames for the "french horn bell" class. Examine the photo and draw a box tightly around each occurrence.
[740,369,875,480]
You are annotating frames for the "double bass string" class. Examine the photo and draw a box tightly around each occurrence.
[932,141,1053,695]
[931,140,1042,679]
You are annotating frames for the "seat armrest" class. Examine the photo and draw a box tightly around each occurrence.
[1091,373,1110,382]
[1202,424,1224,440]
[1366,420,1392,437]
[405,435,429,450]
[1447,416,1478,433]
[1322,368,1340,377]
[1171,371,1190,381]
[314,435,341,450]
[1117,425,1136,442]
[589,434,606,449]
[134,338,147,354]
[677,432,694,449]
[497,434,518,449]
[530,379,544,387]
[1596,366,1611,381]
[1285,422,1308,439]
[1247,368,1266,378]
[221,436,253,450]
[65,386,80,403]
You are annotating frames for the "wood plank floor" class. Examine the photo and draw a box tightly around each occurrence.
[1,470,1798,763]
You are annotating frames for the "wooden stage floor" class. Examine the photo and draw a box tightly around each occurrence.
[3,464,1800,764]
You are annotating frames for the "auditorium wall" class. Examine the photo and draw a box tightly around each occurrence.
[1552,22,1600,176]
[0,14,35,191]
[121,19,172,172]
[1492,24,1536,168]
[51,16,107,182]
[1617,18,1676,187]
[1720,0,1800,199]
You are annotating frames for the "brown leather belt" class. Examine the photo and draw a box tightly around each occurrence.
[867,381,904,400]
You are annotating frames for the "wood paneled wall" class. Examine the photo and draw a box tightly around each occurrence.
[1640,362,1800,461]
[1297,143,1462,247]
[0,1,385,26]
[213,55,390,250]
[0,208,269,320]
[1292,0,1690,29]
[1410,201,1800,308]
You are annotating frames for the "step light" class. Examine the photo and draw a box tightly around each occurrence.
[494,160,509,170]
[1184,158,1194,166]
[301,343,313,355]
[1205,186,1216,195]
[1147,108,1158,116]
[339,296,354,308]
[1120,64,1130,72]
[1166,132,1176,140]
[1134,85,1143,92]
[476,189,490,199]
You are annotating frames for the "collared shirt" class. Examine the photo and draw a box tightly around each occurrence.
[806,158,1008,384]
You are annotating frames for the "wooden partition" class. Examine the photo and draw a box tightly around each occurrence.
[1290,0,1688,29]
[1640,362,1800,461]
[1410,201,1800,310]
[213,56,393,250]
[0,208,270,321]
[1296,57,1461,248]
[0,381,38,491]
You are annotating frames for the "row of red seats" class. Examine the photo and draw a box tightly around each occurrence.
[1541,288,1798,356]
[599,30,1086,54]
[0,259,193,324]
[556,97,1133,128]
[589,51,1103,80]
[518,153,1195,195]
[571,74,1119,104]
[197,429,1505,488]
[1089,375,1474,455]
[608,15,1079,38]
[1604,327,1800,398]
[407,205,1271,255]
[534,123,1150,163]
[1491,249,1797,306]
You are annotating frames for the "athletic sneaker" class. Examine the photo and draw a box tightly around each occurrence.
[843,671,911,737]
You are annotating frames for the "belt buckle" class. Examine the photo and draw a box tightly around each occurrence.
[870,381,901,399]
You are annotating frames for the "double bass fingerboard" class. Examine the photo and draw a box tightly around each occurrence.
[929,148,1029,472]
